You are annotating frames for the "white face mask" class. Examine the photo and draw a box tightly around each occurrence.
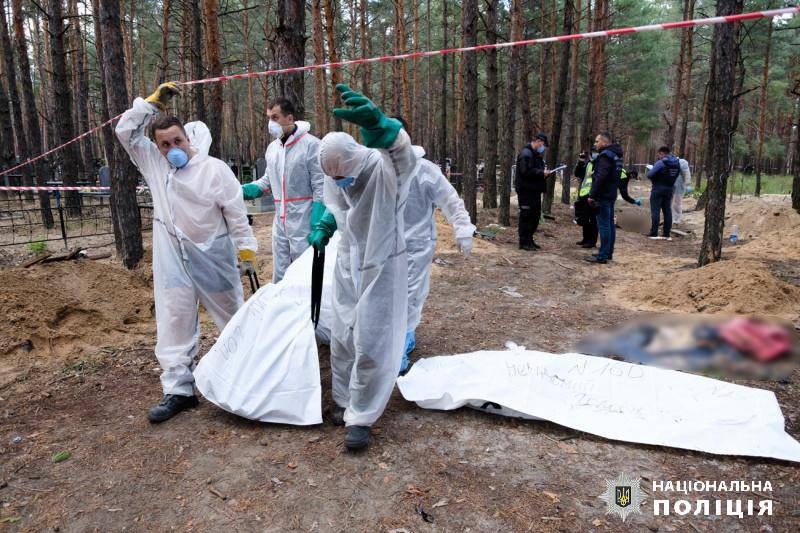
[268,120,283,138]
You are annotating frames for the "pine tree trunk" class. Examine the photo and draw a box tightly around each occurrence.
[698,0,740,267]
[591,0,608,131]
[178,2,190,119]
[438,1,448,163]
[47,0,83,213]
[788,95,800,176]
[498,0,523,226]
[665,0,690,148]
[547,0,574,211]
[190,0,206,121]
[411,0,420,137]
[68,0,94,175]
[11,0,54,227]
[793,99,800,211]
[203,0,223,158]
[91,0,113,165]
[156,0,173,85]
[0,4,31,184]
[754,18,773,197]
[580,0,594,149]
[678,0,696,156]
[99,0,143,268]
[360,0,369,94]
[311,0,329,133]
[0,54,15,171]
[243,0,257,161]
[462,0,478,221]
[321,0,340,127]
[562,0,581,204]
[482,0,499,210]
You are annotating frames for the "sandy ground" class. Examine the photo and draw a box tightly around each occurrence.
[1,185,799,531]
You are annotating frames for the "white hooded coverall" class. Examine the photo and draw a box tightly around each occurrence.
[319,130,417,427]
[115,98,258,396]
[405,147,476,331]
[672,158,691,224]
[251,121,326,282]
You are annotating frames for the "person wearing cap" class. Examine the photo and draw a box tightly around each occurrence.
[514,132,551,251]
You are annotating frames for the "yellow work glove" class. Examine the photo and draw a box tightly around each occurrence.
[145,82,180,111]
[237,249,257,276]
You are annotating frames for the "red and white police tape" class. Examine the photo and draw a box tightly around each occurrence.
[1,5,797,183]
[0,186,148,192]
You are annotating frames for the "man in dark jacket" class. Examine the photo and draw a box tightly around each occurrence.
[585,131,623,264]
[515,132,551,250]
[646,146,681,238]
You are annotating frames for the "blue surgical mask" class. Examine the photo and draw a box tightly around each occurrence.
[537,145,546,154]
[334,176,355,189]
[167,147,189,169]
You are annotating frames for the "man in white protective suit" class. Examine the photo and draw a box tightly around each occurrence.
[241,97,327,282]
[672,157,693,225]
[115,82,258,423]
[391,117,476,374]
[306,84,417,452]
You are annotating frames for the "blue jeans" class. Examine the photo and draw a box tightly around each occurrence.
[596,199,616,261]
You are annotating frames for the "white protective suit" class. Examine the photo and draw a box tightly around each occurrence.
[251,121,326,282]
[672,158,691,224]
[405,146,476,331]
[320,130,417,427]
[116,98,258,396]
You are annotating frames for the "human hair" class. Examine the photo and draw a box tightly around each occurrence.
[149,115,186,140]
[391,115,410,132]
[657,146,671,154]
[269,96,296,117]
[597,131,613,143]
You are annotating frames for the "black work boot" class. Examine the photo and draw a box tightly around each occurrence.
[329,405,346,427]
[344,425,372,452]
[147,394,199,423]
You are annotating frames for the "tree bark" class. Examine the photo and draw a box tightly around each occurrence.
[482,0,499,210]
[321,0,340,127]
[665,0,691,148]
[311,0,329,133]
[547,0,574,210]
[156,0,173,85]
[0,3,30,179]
[91,0,113,165]
[243,0,258,160]
[190,0,206,121]
[580,0,594,149]
[0,48,15,171]
[754,17,773,197]
[203,0,223,158]
[411,0,421,138]
[438,0,448,163]
[562,0,581,203]
[698,0,740,267]
[590,0,608,132]
[462,0,478,221]
[68,0,94,174]
[47,0,83,213]
[498,0,523,226]
[11,0,54,226]
[360,0,369,94]
[99,0,144,268]
[678,0,696,157]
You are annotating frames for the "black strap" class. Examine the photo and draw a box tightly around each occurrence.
[311,245,325,328]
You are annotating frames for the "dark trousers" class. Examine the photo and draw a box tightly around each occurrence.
[596,199,616,260]
[575,198,598,246]
[518,192,542,246]
[650,187,673,237]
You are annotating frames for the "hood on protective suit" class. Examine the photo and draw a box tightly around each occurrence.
[319,132,370,178]
[184,121,212,156]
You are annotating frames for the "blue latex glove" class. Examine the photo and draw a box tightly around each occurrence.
[685,186,694,194]
[399,329,416,375]
[634,199,643,206]
[332,84,402,149]
[242,183,263,200]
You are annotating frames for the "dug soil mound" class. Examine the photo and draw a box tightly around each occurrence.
[722,196,800,239]
[0,259,155,362]
[617,258,800,319]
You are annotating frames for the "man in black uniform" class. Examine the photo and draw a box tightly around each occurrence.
[515,132,551,251]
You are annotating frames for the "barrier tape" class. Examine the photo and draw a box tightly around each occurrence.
[0,186,148,192]
[0,5,796,183]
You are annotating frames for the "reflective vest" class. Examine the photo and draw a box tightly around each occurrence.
[620,168,628,181]
[579,161,594,197]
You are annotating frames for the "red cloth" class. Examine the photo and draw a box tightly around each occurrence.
[718,318,791,362]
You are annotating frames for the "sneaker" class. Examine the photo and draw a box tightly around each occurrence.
[580,243,596,249]
[147,394,199,423]
[644,232,657,238]
[329,405,346,426]
[584,256,608,264]
[344,425,372,452]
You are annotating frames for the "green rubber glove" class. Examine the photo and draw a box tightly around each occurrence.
[310,201,327,228]
[332,84,402,149]
[307,210,337,249]
[242,183,264,200]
